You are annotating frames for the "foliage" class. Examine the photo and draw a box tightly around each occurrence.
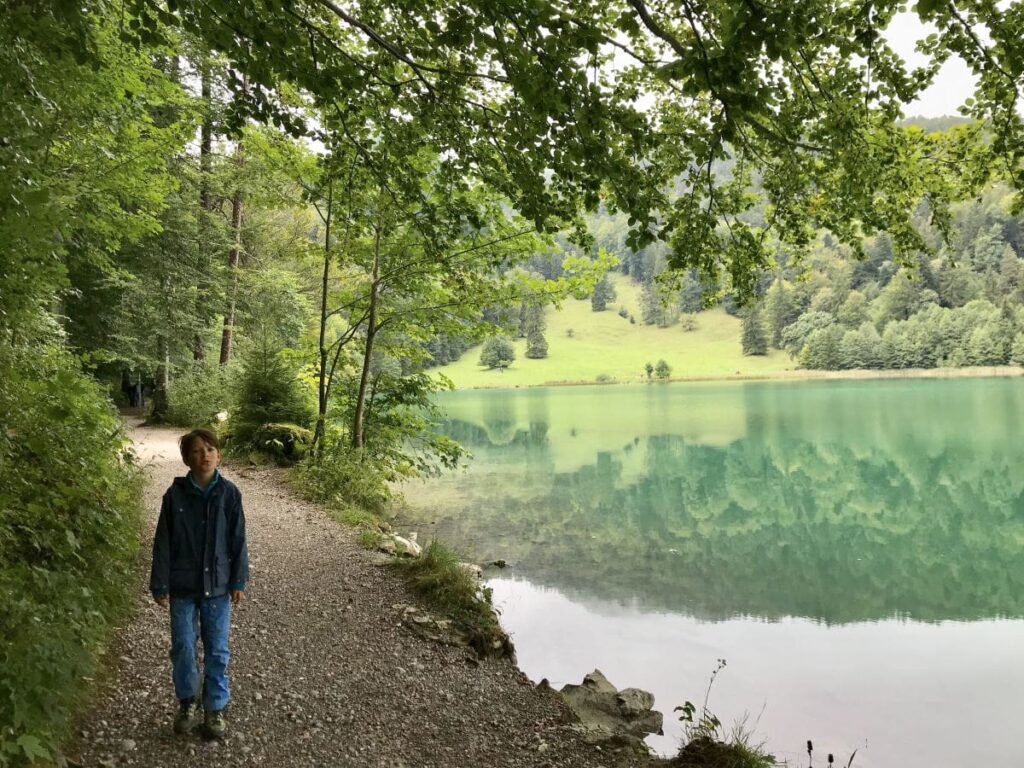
[525,328,549,360]
[645,361,655,380]
[0,346,142,767]
[164,364,239,427]
[248,423,313,465]
[479,336,516,370]
[523,302,548,359]
[1,2,190,339]
[392,541,509,657]
[294,434,395,514]
[655,359,672,380]
[136,0,1024,302]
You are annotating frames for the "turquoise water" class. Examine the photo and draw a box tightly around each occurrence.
[397,378,1024,765]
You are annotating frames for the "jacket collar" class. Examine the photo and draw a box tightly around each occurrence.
[186,469,221,499]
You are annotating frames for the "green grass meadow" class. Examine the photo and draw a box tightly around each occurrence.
[435,275,792,389]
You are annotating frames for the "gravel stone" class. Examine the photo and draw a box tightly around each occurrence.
[68,423,654,767]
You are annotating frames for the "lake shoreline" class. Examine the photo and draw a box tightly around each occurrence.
[451,364,1024,391]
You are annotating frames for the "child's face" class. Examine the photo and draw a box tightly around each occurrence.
[185,439,221,474]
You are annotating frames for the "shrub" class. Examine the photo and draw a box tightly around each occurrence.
[679,314,699,332]
[293,434,393,514]
[0,346,142,767]
[655,359,672,379]
[164,364,238,427]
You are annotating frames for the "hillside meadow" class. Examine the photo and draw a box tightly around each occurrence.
[435,275,792,388]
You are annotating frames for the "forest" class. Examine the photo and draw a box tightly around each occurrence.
[2,0,1023,764]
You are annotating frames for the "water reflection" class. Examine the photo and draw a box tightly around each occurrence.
[396,378,1024,765]
[406,379,1024,623]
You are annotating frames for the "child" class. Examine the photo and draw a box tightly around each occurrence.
[150,429,249,739]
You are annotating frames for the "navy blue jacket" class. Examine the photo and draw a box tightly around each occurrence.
[150,472,249,599]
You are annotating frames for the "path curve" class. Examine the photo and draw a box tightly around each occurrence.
[71,423,636,767]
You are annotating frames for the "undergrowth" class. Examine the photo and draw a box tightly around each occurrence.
[0,346,143,767]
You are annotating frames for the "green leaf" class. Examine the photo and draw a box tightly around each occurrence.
[17,734,51,761]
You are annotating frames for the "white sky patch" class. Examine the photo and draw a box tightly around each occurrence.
[884,11,977,118]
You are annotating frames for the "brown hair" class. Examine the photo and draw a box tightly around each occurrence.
[179,429,221,462]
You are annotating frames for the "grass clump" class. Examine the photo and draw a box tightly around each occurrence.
[670,661,777,768]
[392,540,510,657]
[672,734,776,768]
[292,437,393,515]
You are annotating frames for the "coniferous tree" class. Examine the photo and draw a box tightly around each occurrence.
[742,305,768,356]
[524,302,548,358]
[590,274,616,312]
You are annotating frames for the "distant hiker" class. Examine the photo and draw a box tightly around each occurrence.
[150,429,249,740]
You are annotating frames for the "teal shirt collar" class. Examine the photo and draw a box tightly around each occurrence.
[187,468,220,499]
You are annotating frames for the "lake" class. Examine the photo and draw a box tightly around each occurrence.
[395,378,1024,766]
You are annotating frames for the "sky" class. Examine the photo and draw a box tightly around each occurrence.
[886,11,977,117]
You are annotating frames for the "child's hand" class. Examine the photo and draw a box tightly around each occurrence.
[154,594,168,608]
[230,590,244,605]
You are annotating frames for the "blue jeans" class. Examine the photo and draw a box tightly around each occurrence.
[169,594,232,711]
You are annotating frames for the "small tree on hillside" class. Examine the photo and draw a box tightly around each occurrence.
[742,305,768,356]
[644,361,654,379]
[480,335,515,370]
[526,329,548,358]
[655,359,671,379]
[591,274,617,312]
[523,301,548,359]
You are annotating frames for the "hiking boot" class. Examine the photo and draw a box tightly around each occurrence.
[203,708,226,740]
[173,698,202,735]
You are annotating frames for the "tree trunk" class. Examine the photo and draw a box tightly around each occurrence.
[351,223,381,449]
[312,184,333,454]
[194,58,214,363]
[219,141,244,365]
[151,330,171,423]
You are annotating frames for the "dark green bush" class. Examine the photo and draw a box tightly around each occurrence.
[164,364,238,427]
[0,346,142,767]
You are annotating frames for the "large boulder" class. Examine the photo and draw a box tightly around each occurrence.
[558,670,663,751]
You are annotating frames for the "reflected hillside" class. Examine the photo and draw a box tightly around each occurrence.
[401,379,1024,623]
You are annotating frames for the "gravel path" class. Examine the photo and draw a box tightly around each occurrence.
[71,423,647,768]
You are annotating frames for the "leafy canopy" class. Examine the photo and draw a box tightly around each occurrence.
[121,0,1024,298]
